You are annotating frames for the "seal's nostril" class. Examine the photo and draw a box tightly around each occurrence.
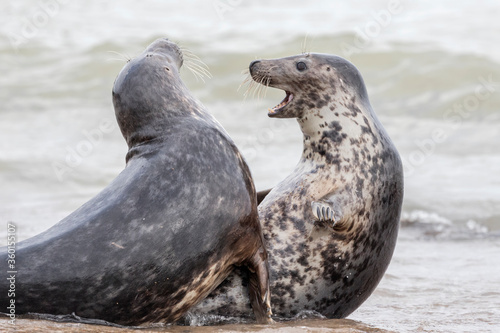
[249,60,261,70]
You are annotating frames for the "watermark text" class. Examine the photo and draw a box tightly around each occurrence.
[6,223,17,325]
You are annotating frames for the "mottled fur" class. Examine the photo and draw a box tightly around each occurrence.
[0,39,272,325]
[192,53,403,320]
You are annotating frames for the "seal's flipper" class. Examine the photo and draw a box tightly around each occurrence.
[246,246,273,324]
[257,189,272,205]
[311,201,335,223]
[311,196,344,227]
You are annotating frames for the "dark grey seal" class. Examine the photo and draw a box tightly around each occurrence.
[191,53,403,320]
[0,38,272,326]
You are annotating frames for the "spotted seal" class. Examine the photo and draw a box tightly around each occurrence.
[0,38,272,326]
[191,53,403,320]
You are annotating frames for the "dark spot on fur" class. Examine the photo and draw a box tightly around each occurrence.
[297,254,309,267]
[328,121,342,131]
[356,177,364,199]
[322,121,348,145]
[315,92,328,108]
[290,269,306,286]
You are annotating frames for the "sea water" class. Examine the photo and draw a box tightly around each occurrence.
[0,1,499,332]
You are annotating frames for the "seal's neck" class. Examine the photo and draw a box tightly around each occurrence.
[297,98,380,159]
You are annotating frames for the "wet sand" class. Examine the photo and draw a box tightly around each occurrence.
[0,317,393,333]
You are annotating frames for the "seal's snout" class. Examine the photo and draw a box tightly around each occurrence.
[249,60,261,71]
[248,58,295,118]
[249,59,265,84]
[142,37,184,70]
[249,60,262,80]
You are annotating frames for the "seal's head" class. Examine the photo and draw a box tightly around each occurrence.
[112,38,202,151]
[249,53,368,119]
[113,38,184,100]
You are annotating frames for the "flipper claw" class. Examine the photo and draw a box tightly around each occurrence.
[311,201,336,225]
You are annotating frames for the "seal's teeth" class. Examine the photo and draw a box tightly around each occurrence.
[270,91,293,112]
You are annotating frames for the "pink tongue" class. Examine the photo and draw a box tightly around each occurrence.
[271,93,293,111]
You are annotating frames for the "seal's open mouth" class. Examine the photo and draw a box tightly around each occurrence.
[269,91,294,115]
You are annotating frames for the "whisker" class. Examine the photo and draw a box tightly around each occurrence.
[263,76,270,98]
[240,70,262,100]
[181,49,205,63]
[185,63,208,82]
[257,76,264,99]
[178,46,212,81]
[106,58,129,63]
[248,77,259,99]
[256,75,265,99]
[238,70,252,93]
[301,34,309,54]
[107,51,131,63]
[185,60,212,78]
[263,76,271,98]
[301,33,314,55]
[181,48,211,66]
[252,76,264,99]
[257,75,268,99]
[239,66,273,101]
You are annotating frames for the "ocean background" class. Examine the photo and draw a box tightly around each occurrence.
[0,1,499,332]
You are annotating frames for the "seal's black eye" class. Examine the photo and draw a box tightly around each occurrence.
[296,61,307,71]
